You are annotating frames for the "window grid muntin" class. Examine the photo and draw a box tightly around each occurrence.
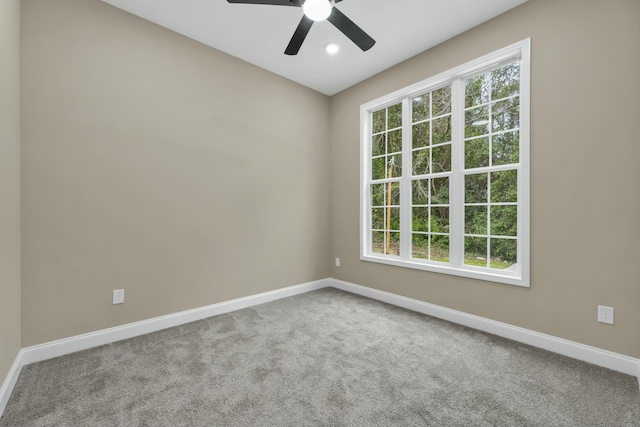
[464,63,521,172]
[371,103,403,182]
[463,165,519,266]
[370,103,403,256]
[408,85,453,262]
[370,180,402,256]
[410,175,451,262]
[463,63,520,270]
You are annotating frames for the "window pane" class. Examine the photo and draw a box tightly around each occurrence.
[490,205,517,237]
[432,86,452,116]
[374,156,402,180]
[412,233,428,259]
[388,103,402,129]
[431,207,449,233]
[490,238,517,269]
[387,232,400,255]
[464,236,488,267]
[388,154,402,178]
[389,208,400,231]
[432,115,451,144]
[465,72,490,108]
[492,131,519,166]
[371,183,386,206]
[465,106,489,138]
[465,137,490,169]
[431,234,450,262]
[412,122,430,148]
[372,208,384,230]
[412,179,429,205]
[372,157,385,180]
[492,97,520,132]
[372,109,385,133]
[491,63,520,100]
[412,207,429,232]
[432,144,451,173]
[388,129,402,154]
[412,94,430,122]
[465,173,488,203]
[465,205,487,235]
[490,170,517,203]
[389,181,401,205]
[412,149,430,176]
[372,231,385,254]
[372,134,385,157]
[431,177,449,204]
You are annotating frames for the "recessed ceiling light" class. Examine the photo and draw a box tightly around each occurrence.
[325,43,339,54]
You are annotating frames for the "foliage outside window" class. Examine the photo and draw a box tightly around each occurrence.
[360,40,530,286]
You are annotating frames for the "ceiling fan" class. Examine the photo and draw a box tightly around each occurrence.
[226,0,376,55]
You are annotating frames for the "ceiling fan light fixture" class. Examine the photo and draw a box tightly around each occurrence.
[303,0,332,21]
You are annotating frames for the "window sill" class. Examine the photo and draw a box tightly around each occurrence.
[360,253,529,287]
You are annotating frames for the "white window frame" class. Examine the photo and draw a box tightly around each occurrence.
[360,39,531,287]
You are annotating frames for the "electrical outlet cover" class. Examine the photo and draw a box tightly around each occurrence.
[113,289,125,305]
[597,305,614,325]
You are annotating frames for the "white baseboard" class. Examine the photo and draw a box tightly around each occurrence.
[21,278,331,366]
[329,278,640,379]
[0,349,24,418]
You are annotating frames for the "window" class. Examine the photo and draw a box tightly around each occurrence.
[360,39,530,286]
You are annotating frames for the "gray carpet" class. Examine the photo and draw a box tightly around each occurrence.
[1,288,639,426]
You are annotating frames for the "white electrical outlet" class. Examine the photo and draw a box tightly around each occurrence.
[335,258,340,267]
[597,305,614,325]
[113,289,125,305]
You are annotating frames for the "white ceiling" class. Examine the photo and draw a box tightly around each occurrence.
[100,0,528,95]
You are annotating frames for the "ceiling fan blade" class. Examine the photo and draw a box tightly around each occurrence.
[285,15,314,55]
[327,7,375,51]
[227,0,300,6]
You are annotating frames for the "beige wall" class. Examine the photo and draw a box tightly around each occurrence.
[0,0,22,384]
[330,0,640,358]
[21,0,330,346]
